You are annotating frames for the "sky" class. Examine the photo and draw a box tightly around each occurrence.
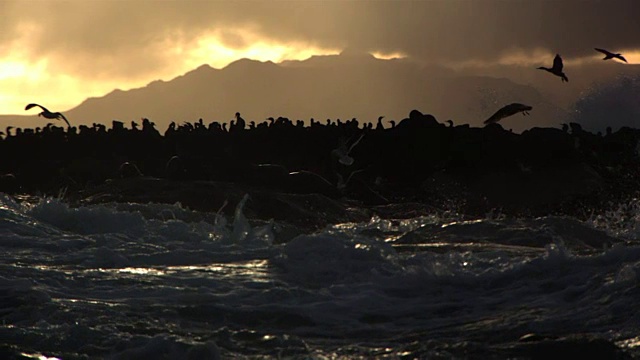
[1,0,639,116]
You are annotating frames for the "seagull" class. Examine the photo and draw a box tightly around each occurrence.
[484,103,532,125]
[537,54,568,82]
[331,133,365,166]
[25,103,70,127]
[336,169,364,192]
[594,48,627,63]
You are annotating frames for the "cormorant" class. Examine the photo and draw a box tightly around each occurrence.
[376,116,385,130]
[235,112,246,130]
[538,54,568,82]
[594,48,627,63]
[24,103,70,127]
[594,48,627,62]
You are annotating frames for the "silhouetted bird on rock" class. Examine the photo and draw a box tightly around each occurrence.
[376,116,385,130]
[594,48,627,63]
[231,112,246,132]
[25,103,70,128]
[117,162,143,178]
[396,110,439,130]
[569,122,583,134]
[538,54,568,82]
[484,103,532,125]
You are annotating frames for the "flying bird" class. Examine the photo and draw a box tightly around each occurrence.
[537,54,568,82]
[25,103,70,127]
[484,103,532,125]
[331,133,365,166]
[594,48,627,63]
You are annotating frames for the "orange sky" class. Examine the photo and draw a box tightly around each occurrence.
[0,1,638,116]
[0,30,343,114]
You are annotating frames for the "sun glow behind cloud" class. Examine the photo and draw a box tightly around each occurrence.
[185,30,341,69]
[0,55,130,115]
[611,50,640,64]
[370,51,408,60]
[0,28,341,115]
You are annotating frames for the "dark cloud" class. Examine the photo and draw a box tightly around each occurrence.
[1,0,639,79]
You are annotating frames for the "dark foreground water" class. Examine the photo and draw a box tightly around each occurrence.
[1,193,639,359]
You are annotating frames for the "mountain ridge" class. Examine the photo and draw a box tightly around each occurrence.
[0,52,579,132]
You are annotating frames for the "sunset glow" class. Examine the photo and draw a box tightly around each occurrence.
[0,29,341,115]
[0,0,638,121]
[370,51,408,60]
[613,50,640,64]
[186,31,341,69]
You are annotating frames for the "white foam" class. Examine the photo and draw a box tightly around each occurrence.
[2,194,640,358]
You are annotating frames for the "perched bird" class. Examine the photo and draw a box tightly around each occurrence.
[25,103,70,127]
[594,48,627,63]
[538,54,568,82]
[233,112,246,131]
[375,116,385,130]
[484,103,532,125]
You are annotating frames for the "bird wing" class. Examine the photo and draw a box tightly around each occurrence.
[344,169,365,185]
[484,103,531,124]
[25,103,47,112]
[553,54,564,71]
[58,113,71,127]
[348,133,365,153]
[288,170,333,186]
[512,103,532,112]
[484,109,505,124]
[617,54,628,63]
[594,48,611,56]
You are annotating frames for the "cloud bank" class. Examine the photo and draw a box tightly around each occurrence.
[0,0,638,114]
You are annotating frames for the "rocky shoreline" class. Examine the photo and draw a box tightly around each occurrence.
[2,110,640,228]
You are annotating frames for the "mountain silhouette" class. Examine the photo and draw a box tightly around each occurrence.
[0,52,574,132]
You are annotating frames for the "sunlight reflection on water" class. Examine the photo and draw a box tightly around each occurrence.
[19,353,61,360]
[92,260,272,281]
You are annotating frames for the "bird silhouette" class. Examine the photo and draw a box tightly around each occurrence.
[375,116,385,130]
[25,103,70,127]
[538,54,568,82]
[594,48,627,63]
[233,112,246,131]
[484,103,532,125]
